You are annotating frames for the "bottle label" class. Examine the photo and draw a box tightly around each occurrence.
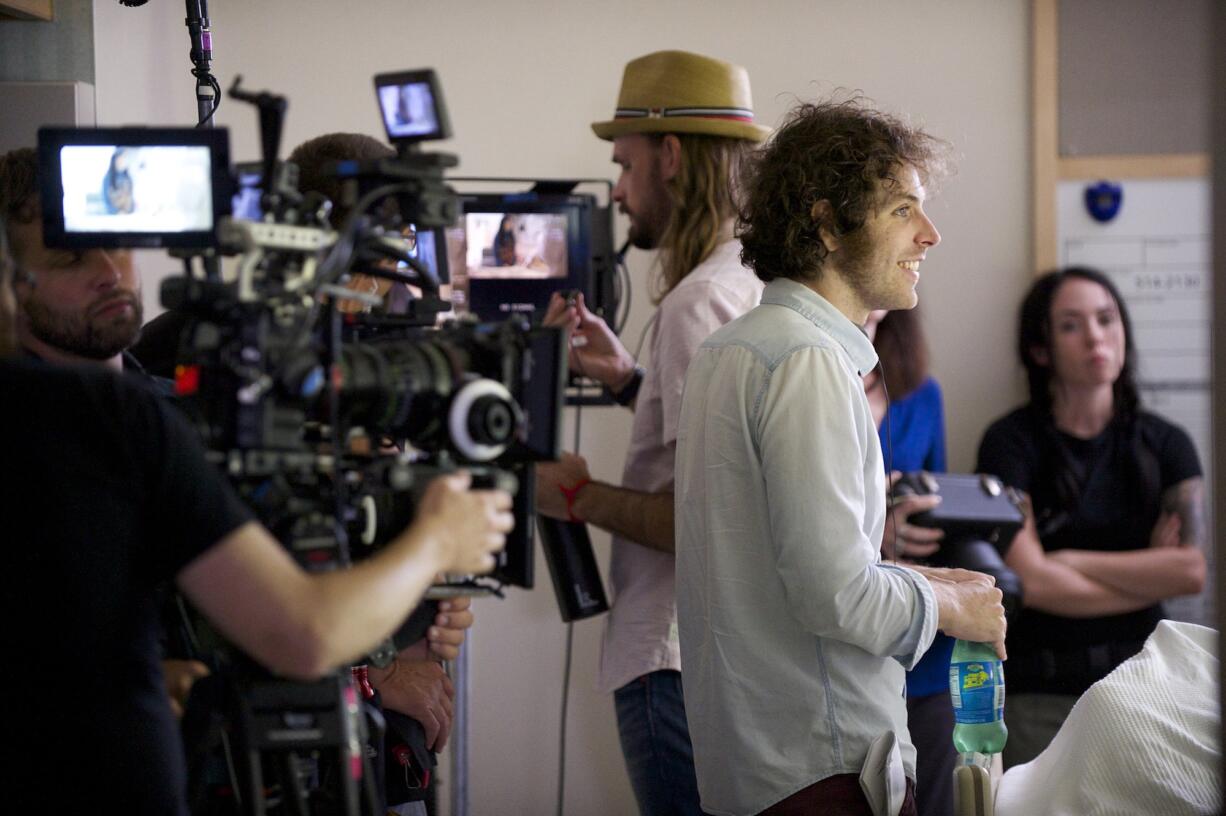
[949,660,1004,725]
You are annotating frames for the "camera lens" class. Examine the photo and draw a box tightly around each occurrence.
[468,395,515,445]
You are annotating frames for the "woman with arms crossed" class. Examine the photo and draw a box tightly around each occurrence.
[976,267,1206,768]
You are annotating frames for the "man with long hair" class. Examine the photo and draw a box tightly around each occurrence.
[534,50,768,814]
[674,98,1007,816]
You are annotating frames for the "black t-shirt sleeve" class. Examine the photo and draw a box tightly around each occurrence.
[105,374,254,579]
[1146,413,1203,489]
[976,410,1037,494]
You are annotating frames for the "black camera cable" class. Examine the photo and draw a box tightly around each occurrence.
[553,284,652,816]
[612,241,633,336]
[555,379,584,816]
[875,359,900,563]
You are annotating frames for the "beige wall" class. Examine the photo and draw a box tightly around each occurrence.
[92,1,1031,813]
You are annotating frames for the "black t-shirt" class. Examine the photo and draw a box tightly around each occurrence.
[0,358,253,813]
[977,406,1201,694]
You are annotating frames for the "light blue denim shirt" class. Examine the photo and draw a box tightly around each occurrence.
[675,278,939,816]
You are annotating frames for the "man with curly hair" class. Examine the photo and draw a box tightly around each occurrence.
[673,99,1008,816]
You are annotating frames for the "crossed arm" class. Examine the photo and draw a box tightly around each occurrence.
[1046,477,1206,604]
[1005,477,1207,617]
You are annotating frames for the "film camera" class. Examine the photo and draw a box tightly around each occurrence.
[893,472,1026,620]
[35,69,609,603]
[36,68,607,814]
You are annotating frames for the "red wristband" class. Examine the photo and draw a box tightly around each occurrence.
[558,477,591,523]
[350,665,375,699]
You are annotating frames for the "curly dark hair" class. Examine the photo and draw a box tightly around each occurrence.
[0,148,40,228]
[287,133,395,226]
[737,98,949,283]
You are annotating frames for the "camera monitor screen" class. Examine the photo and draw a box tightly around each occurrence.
[385,223,448,293]
[39,127,231,249]
[374,69,451,143]
[230,160,300,223]
[231,166,264,222]
[464,213,568,280]
[444,194,592,321]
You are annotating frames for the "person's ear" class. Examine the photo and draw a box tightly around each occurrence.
[1028,344,1050,367]
[811,200,839,253]
[658,134,682,182]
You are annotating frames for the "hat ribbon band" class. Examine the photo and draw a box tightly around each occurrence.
[613,106,755,123]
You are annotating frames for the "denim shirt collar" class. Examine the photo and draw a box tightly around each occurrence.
[760,278,879,375]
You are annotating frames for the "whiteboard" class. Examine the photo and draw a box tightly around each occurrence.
[1057,178,1213,625]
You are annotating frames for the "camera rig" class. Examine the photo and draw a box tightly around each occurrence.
[37,68,584,814]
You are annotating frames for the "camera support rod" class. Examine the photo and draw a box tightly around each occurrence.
[185,0,219,128]
[184,0,222,281]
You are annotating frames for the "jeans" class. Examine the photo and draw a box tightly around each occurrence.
[613,670,704,816]
[906,691,956,816]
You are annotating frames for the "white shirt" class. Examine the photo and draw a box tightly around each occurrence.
[597,239,763,695]
[675,278,938,816]
[995,620,1220,816]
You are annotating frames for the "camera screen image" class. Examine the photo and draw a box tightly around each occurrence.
[230,169,263,222]
[438,192,596,322]
[409,226,443,281]
[391,223,445,287]
[59,145,214,234]
[378,81,441,140]
[454,212,568,281]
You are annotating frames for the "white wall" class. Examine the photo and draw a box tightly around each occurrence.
[93,2,1032,813]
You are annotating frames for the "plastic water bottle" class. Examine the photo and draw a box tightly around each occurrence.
[949,639,1007,759]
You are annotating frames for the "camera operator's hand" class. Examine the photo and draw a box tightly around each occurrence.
[883,472,944,561]
[912,565,1007,660]
[162,659,210,719]
[428,596,474,661]
[544,292,637,393]
[399,595,476,662]
[535,452,593,521]
[415,472,513,574]
[367,657,455,750]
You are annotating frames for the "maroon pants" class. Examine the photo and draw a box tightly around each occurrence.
[757,773,917,816]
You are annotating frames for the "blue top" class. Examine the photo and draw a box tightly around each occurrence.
[877,376,955,697]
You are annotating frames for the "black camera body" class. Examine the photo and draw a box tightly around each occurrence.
[894,472,1025,620]
[35,71,579,604]
[34,66,609,815]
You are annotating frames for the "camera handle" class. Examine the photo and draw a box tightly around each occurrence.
[228,76,288,222]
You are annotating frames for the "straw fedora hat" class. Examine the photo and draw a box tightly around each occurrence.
[591,50,770,143]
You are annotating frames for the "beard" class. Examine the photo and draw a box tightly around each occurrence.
[627,220,658,250]
[837,225,916,311]
[623,170,674,251]
[22,291,143,360]
[626,200,672,250]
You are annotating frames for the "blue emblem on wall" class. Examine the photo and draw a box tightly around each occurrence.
[1084,181,1123,223]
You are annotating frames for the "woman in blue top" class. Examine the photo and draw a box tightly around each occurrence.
[864,307,952,816]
